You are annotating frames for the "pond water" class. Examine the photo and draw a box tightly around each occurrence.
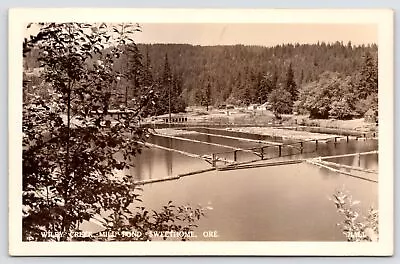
[126,130,378,241]
[275,126,377,137]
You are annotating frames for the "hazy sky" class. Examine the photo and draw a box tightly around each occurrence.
[24,23,377,47]
[133,23,377,46]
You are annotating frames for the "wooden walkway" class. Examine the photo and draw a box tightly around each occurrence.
[306,159,378,183]
[153,133,260,155]
[217,159,304,171]
[132,149,378,185]
[134,168,216,185]
[317,150,378,160]
[144,132,365,167]
[178,130,283,146]
[152,132,304,164]
[140,142,235,165]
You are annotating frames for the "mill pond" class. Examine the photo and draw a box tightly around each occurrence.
[87,124,379,241]
[21,22,381,243]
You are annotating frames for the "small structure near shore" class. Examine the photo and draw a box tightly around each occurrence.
[150,113,188,123]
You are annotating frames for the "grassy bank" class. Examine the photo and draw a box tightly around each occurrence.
[150,107,378,133]
[286,115,377,132]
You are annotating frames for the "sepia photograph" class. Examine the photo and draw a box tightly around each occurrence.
[9,8,393,256]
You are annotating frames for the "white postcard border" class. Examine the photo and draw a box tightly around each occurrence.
[8,8,394,256]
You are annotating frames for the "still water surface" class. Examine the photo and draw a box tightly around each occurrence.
[127,130,378,241]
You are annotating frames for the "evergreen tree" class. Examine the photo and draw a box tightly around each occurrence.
[299,69,304,85]
[171,72,186,113]
[357,52,378,99]
[257,72,273,104]
[152,53,187,115]
[162,53,172,85]
[285,63,298,105]
[143,46,153,86]
[157,53,172,115]
[25,42,378,108]
[196,82,212,111]
[242,86,252,107]
[271,65,279,90]
[125,44,143,108]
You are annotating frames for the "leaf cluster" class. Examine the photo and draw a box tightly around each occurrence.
[331,189,378,242]
[22,22,203,241]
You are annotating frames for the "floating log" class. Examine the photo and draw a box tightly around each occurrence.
[140,142,202,159]
[216,150,378,174]
[179,168,216,177]
[134,168,216,185]
[154,133,260,154]
[306,160,378,183]
[217,159,304,171]
[316,160,378,174]
[317,151,378,160]
[142,141,236,165]
[134,175,181,185]
[203,154,235,165]
[133,153,378,185]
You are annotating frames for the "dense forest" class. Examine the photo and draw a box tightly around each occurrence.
[20,23,379,242]
[24,41,378,120]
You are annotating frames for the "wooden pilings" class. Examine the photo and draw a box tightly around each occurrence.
[212,153,216,167]
[132,149,378,185]
[154,133,261,155]
[143,130,377,171]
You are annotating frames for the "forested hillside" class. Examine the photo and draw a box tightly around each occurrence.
[136,43,376,105]
[24,41,378,120]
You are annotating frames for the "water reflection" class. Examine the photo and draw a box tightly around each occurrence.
[127,132,378,241]
[132,134,377,181]
[140,161,377,241]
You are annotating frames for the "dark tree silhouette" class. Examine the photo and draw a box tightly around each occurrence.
[285,63,298,107]
[22,23,204,242]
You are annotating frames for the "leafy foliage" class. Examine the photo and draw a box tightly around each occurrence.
[22,23,203,241]
[331,189,378,242]
[297,72,359,119]
[296,51,378,120]
[268,87,292,118]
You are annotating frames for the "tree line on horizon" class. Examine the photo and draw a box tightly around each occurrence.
[24,40,378,120]
[21,23,378,242]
